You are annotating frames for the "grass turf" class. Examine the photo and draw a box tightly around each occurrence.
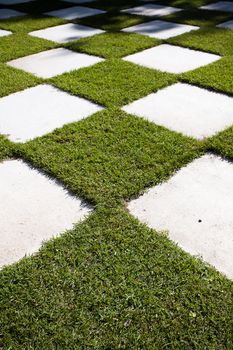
[65,32,160,59]
[0,0,233,348]
[51,59,176,107]
[1,207,232,349]
[18,108,201,205]
[168,27,233,56]
[181,56,233,95]
[0,63,41,97]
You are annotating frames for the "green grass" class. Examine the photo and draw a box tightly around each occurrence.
[1,207,232,349]
[0,135,13,161]
[163,9,233,27]
[181,56,233,95]
[51,59,176,107]
[65,32,160,59]
[18,108,201,205]
[0,33,57,62]
[0,15,67,33]
[77,12,146,31]
[168,27,233,56]
[206,127,233,160]
[0,0,233,348]
[0,63,41,97]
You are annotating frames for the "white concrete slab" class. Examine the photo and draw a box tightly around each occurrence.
[201,1,233,12]
[0,9,26,20]
[0,159,92,269]
[62,0,94,3]
[121,4,182,17]
[128,154,233,280]
[0,28,11,37]
[29,23,104,43]
[7,48,104,79]
[0,0,32,4]
[124,44,220,73]
[217,19,233,29]
[0,84,103,142]
[45,6,106,20]
[122,20,199,39]
[122,83,233,140]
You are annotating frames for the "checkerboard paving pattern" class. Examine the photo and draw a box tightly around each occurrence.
[7,48,104,78]
[122,20,199,39]
[122,83,233,140]
[123,44,220,73]
[217,19,233,28]
[45,6,106,20]
[121,4,182,17]
[29,23,104,43]
[0,159,92,268]
[0,9,26,19]
[128,154,233,280]
[1,0,233,280]
[0,29,11,37]
[201,1,233,12]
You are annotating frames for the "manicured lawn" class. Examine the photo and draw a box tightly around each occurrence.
[0,0,232,349]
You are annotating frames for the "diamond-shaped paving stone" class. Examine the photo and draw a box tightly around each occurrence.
[217,19,233,29]
[201,1,233,12]
[0,84,103,142]
[121,4,182,17]
[122,83,233,140]
[122,20,199,39]
[0,0,32,3]
[7,48,104,79]
[128,154,233,280]
[0,29,11,37]
[29,23,104,43]
[45,6,106,20]
[0,159,92,268]
[0,9,26,19]
[124,44,220,73]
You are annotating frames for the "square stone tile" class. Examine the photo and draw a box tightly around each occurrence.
[128,154,233,280]
[62,0,94,3]
[122,83,233,140]
[122,20,199,39]
[45,6,106,20]
[0,84,103,142]
[0,9,26,20]
[0,159,92,268]
[29,23,104,43]
[124,44,220,73]
[201,1,233,12]
[217,19,233,28]
[7,48,104,78]
[0,29,11,37]
[121,4,182,17]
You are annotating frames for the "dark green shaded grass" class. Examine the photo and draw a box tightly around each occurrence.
[77,12,147,31]
[206,127,233,160]
[1,207,232,349]
[0,63,41,97]
[142,0,217,9]
[51,59,176,107]
[0,135,14,161]
[168,27,233,56]
[18,108,201,205]
[162,9,233,27]
[181,56,233,96]
[0,33,57,62]
[9,0,72,15]
[0,15,67,33]
[65,32,160,59]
